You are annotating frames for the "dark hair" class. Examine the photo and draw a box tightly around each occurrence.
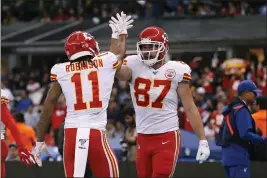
[70,55,98,69]
[8,144,17,149]
[256,96,267,109]
[15,112,25,123]
[123,107,135,117]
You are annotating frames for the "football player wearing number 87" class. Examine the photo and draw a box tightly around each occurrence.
[34,11,134,178]
[114,26,211,177]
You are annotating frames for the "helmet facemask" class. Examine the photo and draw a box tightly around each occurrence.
[137,39,166,66]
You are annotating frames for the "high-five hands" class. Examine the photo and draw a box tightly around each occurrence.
[18,144,36,167]
[34,142,51,167]
[109,11,134,39]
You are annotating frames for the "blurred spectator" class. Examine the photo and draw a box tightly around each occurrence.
[15,90,33,113]
[197,3,214,16]
[6,144,20,161]
[210,102,225,135]
[41,11,52,23]
[67,8,76,21]
[53,8,68,22]
[117,81,131,106]
[24,104,40,131]
[259,3,267,15]
[123,108,137,162]
[6,113,36,152]
[1,79,14,102]
[115,121,125,138]
[214,86,227,103]
[252,96,267,137]
[204,122,216,140]
[107,100,119,121]
[51,95,66,145]
[228,2,240,16]
[2,11,17,25]
[1,0,265,25]
[106,120,122,151]
[41,73,50,86]
[195,87,206,107]
[106,121,116,139]
[1,79,14,109]
[26,78,43,105]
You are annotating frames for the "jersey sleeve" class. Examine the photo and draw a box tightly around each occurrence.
[50,64,61,81]
[102,52,120,69]
[176,61,192,83]
[122,55,136,70]
[1,89,9,104]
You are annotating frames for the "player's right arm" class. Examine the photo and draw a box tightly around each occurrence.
[35,80,62,167]
[37,81,62,142]
[37,64,62,142]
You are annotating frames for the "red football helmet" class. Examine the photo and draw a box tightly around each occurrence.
[64,31,100,61]
[137,26,169,66]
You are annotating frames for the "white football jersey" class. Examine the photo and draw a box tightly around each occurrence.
[50,52,120,130]
[1,89,9,139]
[123,55,192,134]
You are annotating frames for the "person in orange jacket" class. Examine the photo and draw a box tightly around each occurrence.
[6,113,36,152]
[252,96,267,137]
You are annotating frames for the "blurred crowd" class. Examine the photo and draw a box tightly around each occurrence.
[2,0,267,25]
[2,50,266,162]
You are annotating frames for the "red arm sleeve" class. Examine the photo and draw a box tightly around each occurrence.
[1,104,23,146]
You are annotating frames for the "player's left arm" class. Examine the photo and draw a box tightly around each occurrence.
[177,82,206,140]
[37,81,62,142]
[176,63,210,163]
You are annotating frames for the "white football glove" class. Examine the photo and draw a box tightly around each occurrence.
[196,140,210,164]
[34,142,50,167]
[109,11,134,39]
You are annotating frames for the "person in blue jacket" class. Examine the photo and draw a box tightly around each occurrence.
[216,80,267,178]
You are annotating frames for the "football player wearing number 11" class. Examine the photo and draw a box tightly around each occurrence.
[34,12,134,178]
[114,26,211,177]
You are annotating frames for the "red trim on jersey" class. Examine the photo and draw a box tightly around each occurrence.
[50,74,57,81]
[123,59,127,65]
[1,98,9,104]
[1,104,22,146]
[182,73,192,81]
[113,61,120,69]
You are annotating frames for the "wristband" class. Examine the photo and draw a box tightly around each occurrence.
[111,33,119,39]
